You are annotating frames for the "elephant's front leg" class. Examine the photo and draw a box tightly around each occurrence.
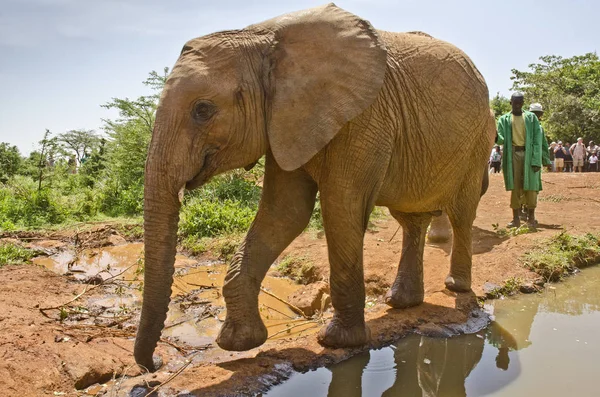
[317,192,374,348]
[216,154,317,351]
[385,211,431,308]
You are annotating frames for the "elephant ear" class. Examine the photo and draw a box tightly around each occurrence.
[253,3,387,171]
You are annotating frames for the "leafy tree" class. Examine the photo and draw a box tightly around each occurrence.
[99,67,169,215]
[511,53,600,143]
[0,143,22,182]
[490,93,511,119]
[56,129,101,163]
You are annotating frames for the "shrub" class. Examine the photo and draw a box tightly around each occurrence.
[0,242,35,267]
[524,232,600,281]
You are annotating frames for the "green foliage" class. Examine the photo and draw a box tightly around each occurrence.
[0,143,22,182]
[0,175,100,230]
[98,69,168,216]
[276,254,319,285]
[178,171,261,238]
[55,129,101,163]
[179,198,256,238]
[492,223,532,237]
[490,92,511,119]
[511,53,600,143]
[485,277,523,299]
[524,232,600,281]
[0,241,36,267]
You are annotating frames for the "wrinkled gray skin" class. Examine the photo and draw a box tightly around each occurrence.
[134,3,495,371]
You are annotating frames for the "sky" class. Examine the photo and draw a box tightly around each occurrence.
[1,0,598,155]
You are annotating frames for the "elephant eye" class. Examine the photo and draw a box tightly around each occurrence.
[192,100,217,123]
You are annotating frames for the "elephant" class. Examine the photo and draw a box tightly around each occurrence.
[134,3,496,371]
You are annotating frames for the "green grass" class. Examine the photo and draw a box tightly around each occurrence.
[0,242,36,267]
[485,277,523,299]
[180,233,244,262]
[524,232,600,281]
[276,254,319,285]
[492,223,533,237]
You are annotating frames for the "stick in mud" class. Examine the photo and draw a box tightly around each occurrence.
[259,286,309,319]
[38,263,136,317]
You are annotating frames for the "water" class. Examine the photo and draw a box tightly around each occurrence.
[266,266,600,397]
[32,242,311,348]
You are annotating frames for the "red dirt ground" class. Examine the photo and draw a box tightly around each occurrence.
[1,173,599,396]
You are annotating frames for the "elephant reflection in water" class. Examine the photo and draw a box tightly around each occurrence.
[326,323,519,397]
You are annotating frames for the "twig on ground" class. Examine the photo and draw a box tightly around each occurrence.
[184,282,217,289]
[142,349,207,397]
[259,287,309,319]
[389,225,401,242]
[267,320,321,339]
[38,264,136,317]
[262,304,296,320]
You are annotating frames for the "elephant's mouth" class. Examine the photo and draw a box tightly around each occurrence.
[185,152,215,190]
[185,173,208,190]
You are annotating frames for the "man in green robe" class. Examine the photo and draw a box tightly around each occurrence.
[496,93,543,228]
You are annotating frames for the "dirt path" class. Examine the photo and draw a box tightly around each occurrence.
[1,173,599,396]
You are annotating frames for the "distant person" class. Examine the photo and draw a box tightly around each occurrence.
[529,103,552,170]
[548,141,556,172]
[564,142,573,172]
[587,141,599,171]
[570,138,586,172]
[589,152,598,172]
[490,145,502,173]
[496,92,543,229]
[554,141,567,173]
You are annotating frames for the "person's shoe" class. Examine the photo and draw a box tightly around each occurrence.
[507,209,520,228]
[526,208,537,230]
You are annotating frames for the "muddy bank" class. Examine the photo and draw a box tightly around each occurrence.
[0,173,599,396]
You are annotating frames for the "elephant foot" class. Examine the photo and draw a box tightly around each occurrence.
[317,317,370,348]
[216,316,267,351]
[444,274,472,292]
[384,282,424,309]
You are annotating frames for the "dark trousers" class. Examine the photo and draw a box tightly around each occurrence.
[490,162,501,173]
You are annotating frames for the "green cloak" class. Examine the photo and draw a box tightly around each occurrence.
[496,111,543,192]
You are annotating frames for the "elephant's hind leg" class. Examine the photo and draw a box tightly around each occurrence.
[444,197,478,292]
[216,153,317,351]
[385,211,432,309]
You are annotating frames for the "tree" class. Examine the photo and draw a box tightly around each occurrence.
[35,129,59,192]
[490,93,511,119]
[511,53,600,143]
[56,129,101,163]
[99,68,169,215]
[0,143,21,182]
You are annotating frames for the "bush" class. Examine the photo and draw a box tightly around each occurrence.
[0,175,101,230]
[524,232,600,281]
[0,242,35,267]
[179,198,256,238]
[179,172,261,238]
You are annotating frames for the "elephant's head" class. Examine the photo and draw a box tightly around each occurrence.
[134,3,387,371]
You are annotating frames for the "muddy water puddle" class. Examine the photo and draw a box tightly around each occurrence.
[266,266,600,397]
[32,242,316,349]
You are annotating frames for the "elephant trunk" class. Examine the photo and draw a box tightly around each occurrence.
[134,159,182,372]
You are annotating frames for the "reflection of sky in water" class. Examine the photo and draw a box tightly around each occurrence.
[266,266,600,397]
